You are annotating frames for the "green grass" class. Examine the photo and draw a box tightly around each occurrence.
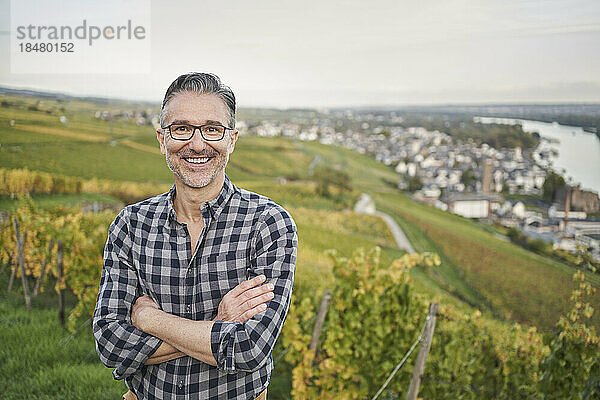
[0,274,128,399]
[0,125,74,144]
[239,180,356,211]
[295,140,399,192]
[373,191,600,330]
[0,193,122,211]
[376,197,493,310]
[0,140,172,182]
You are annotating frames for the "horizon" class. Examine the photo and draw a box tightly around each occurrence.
[2,84,600,111]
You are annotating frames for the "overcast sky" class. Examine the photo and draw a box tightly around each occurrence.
[1,0,599,108]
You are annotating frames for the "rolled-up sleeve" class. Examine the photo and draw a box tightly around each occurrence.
[92,208,162,380]
[211,206,297,372]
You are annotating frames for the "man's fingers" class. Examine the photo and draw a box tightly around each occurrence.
[228,274,266,298]
[238,303,268,321]
[238,282,274,302]
[230,290,273,322]
[245,291,275,309]
[214,275,274,322]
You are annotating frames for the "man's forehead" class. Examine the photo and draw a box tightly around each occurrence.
[163,92,229,124]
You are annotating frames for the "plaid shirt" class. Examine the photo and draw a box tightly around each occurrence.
[93,175,297,399]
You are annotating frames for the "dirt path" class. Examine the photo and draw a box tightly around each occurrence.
[354,193,415,253]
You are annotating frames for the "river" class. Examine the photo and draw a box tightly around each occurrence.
[474,117,600,194]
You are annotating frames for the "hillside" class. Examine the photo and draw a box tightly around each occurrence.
[2,91,598,330]
[1,91,599,398]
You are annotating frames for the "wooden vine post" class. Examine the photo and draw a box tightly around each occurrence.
[57,239,65,326]
[8,250,17,292]
[13,217,31,310]
[309,290,332,358]
[405,303,439,400]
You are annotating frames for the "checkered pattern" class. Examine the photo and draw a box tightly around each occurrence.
[92,175,297,399]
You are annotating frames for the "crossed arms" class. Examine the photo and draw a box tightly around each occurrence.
[134,275,275,366]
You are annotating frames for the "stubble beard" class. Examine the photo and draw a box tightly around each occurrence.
[166,148,229,189]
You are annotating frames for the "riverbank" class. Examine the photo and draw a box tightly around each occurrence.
[476,117,600,194]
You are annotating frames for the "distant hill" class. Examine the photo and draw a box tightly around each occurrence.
[374,103,600,136]
[0,86,157,107]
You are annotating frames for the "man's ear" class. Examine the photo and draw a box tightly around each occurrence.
[156,128,166,155]
[228,130,239,155]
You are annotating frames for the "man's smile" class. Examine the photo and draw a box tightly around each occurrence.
[179,149,219,168]
[183,156,213,165]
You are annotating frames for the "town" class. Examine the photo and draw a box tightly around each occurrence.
[94,107,600,263]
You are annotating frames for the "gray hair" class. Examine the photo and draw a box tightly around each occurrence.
[159,72,236,128]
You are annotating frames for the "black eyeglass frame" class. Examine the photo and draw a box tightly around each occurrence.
[161,122,235,141]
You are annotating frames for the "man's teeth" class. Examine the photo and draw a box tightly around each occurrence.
[185,157,210,164]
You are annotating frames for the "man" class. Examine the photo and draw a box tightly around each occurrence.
[93,73,298,400]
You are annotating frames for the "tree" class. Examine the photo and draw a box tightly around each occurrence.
[542,172,566,203]
[461,168,477,190]
[407,175,423,193]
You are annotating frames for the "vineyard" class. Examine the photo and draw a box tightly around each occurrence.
[1,197,599,399]
[1,92,599,398]
[373,191,600,330]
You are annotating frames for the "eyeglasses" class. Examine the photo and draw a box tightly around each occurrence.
[162,123,234,141]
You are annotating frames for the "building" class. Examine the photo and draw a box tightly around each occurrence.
[441,193,503,219]
[549,205,587,221]
[555,185,600,213]
[481,159,493,193]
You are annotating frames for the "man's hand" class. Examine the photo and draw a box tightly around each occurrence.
[131,295,161,332]
[213,274,274,322]
[138,275,274,366]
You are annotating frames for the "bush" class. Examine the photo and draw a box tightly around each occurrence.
[313,166,352,198]
[281,247,547,399]
[538,270,599,399]
[407,175,423,193]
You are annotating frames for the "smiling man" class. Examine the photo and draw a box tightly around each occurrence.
[93,73,297,399]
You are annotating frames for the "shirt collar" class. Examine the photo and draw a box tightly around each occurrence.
[166,174,236,227]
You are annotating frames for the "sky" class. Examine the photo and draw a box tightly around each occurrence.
[1,0,599,108]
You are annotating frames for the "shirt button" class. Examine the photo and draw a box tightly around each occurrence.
[186,304,191,313]
[178,380,183,389]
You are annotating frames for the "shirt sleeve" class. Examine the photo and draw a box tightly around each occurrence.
[211,205,297,372]
[92,208,163,380]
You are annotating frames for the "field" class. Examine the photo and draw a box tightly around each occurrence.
[1,91,598,398]
[0,276,128,399]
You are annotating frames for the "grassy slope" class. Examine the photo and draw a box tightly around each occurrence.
[374,191,600,330]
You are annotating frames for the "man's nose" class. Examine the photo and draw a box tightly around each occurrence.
[187,129,210,150]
